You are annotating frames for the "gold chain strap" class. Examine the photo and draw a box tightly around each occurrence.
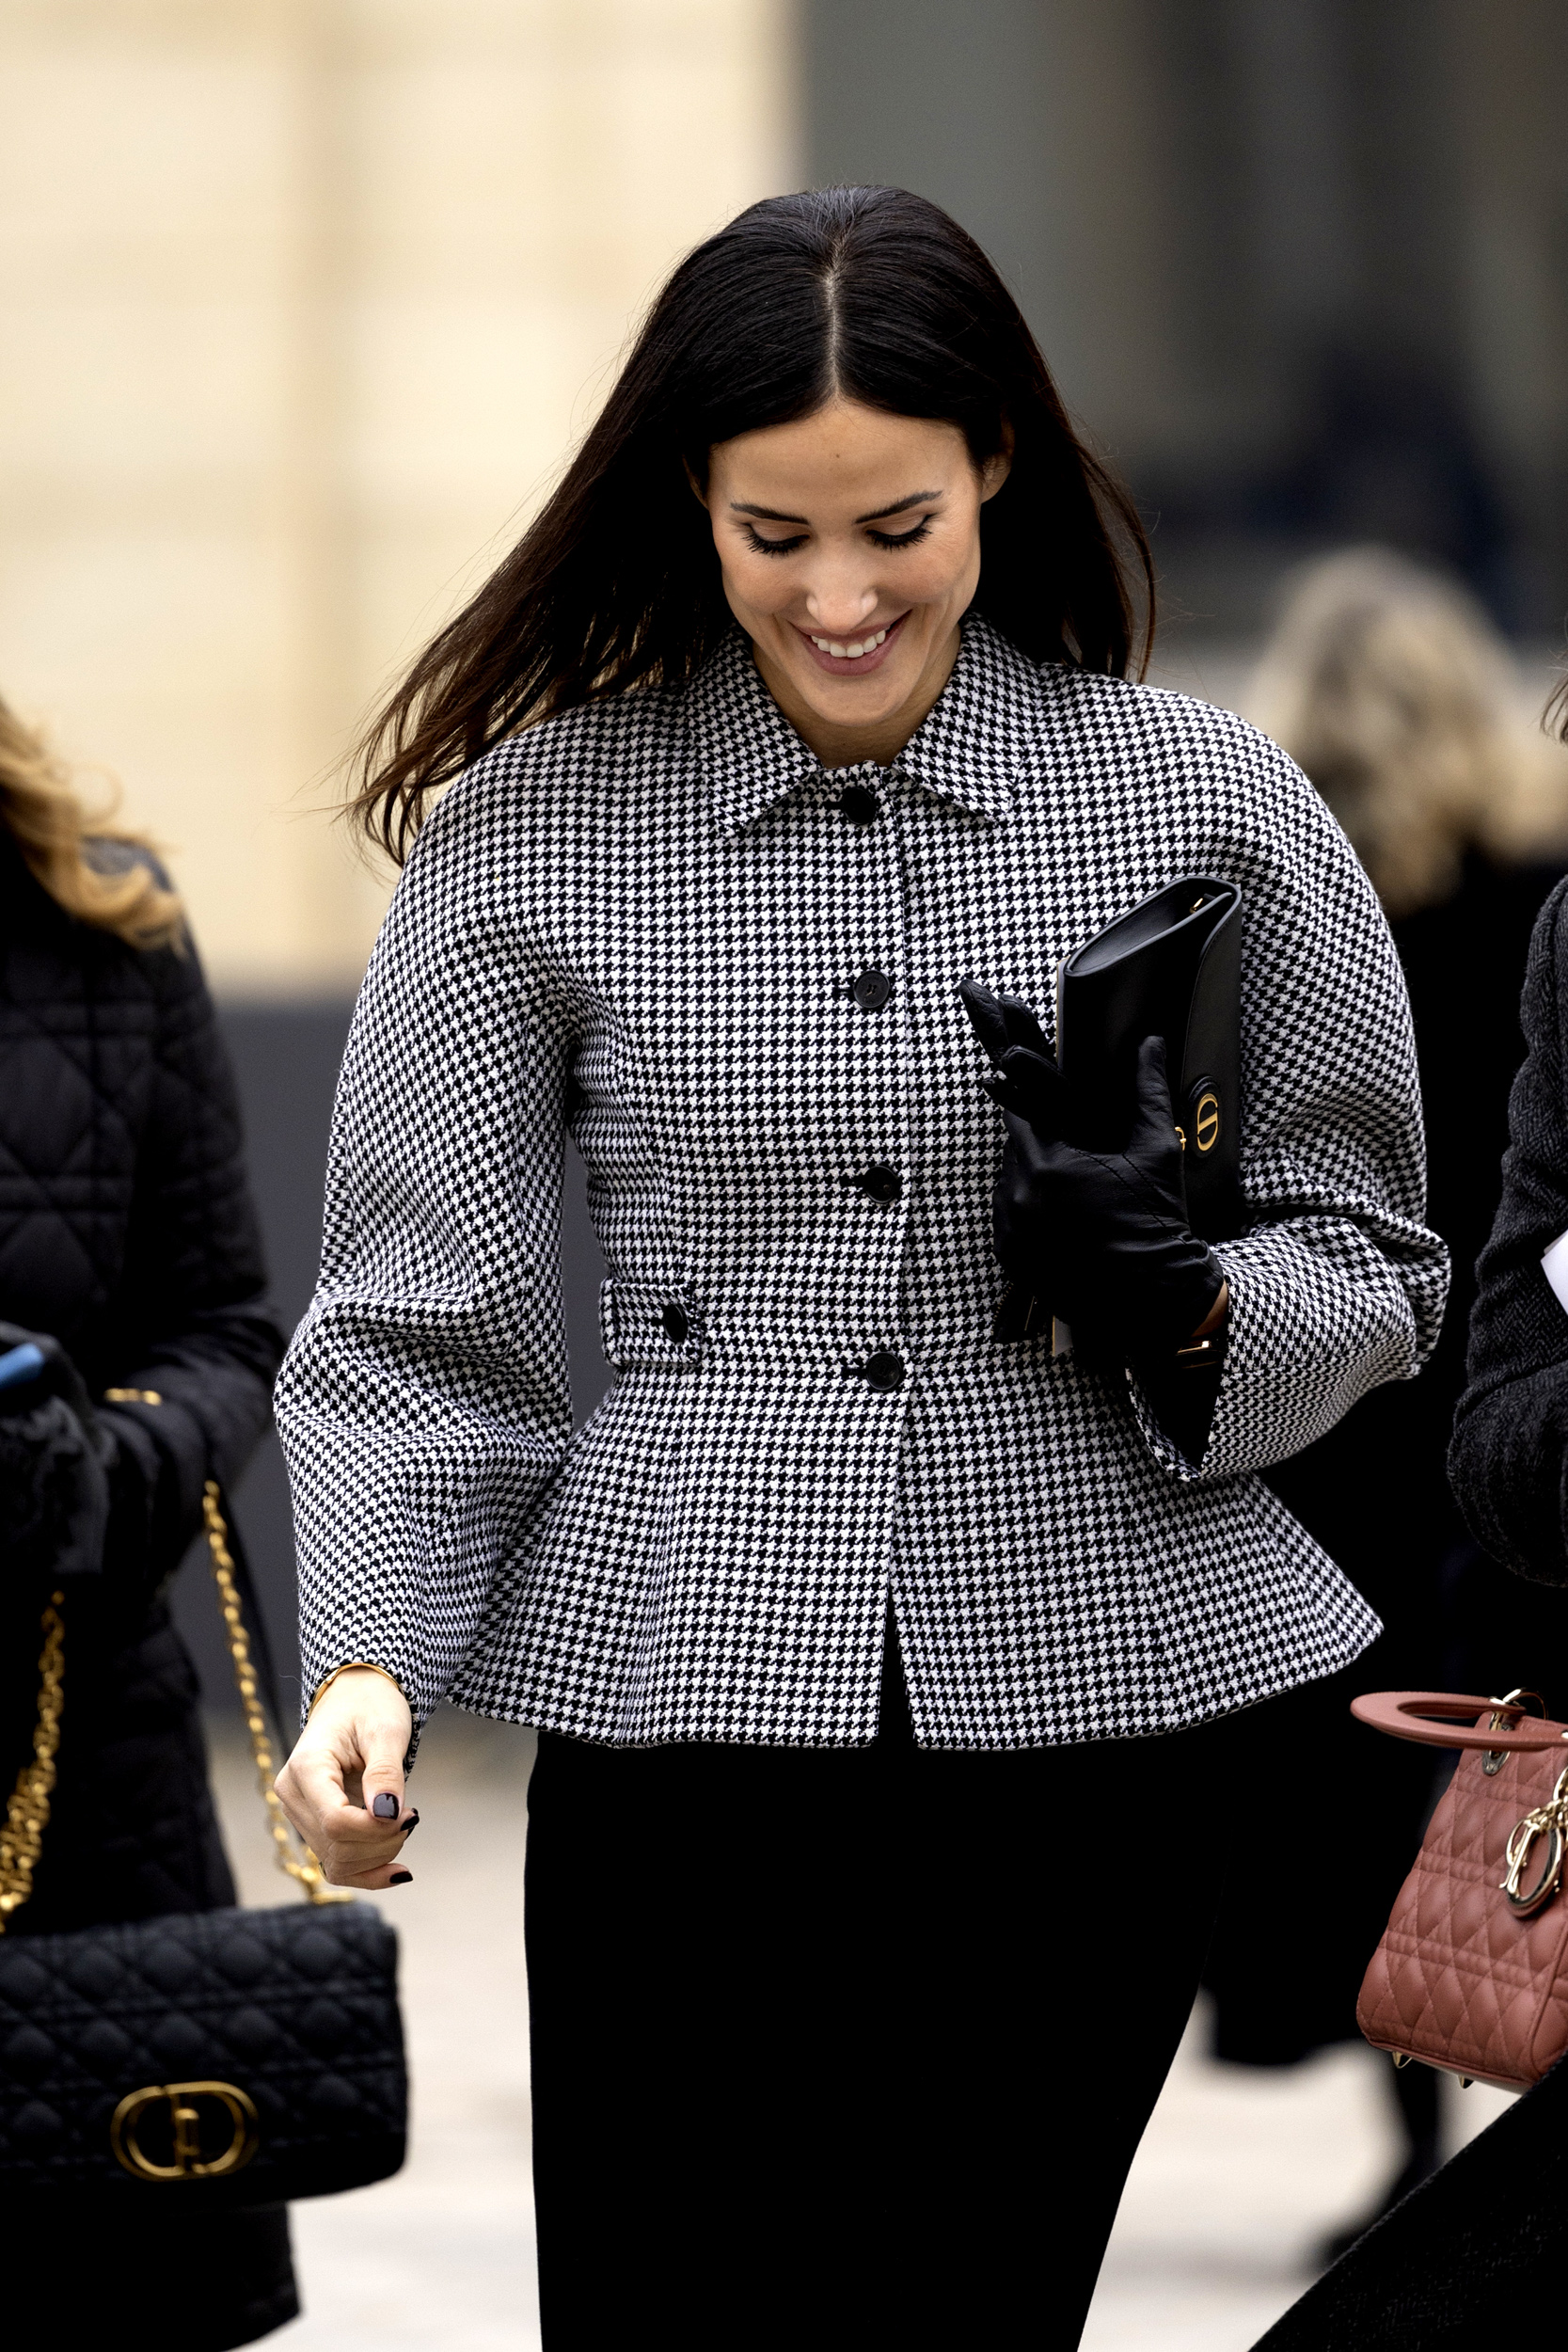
[0,1592,65,1933]
[0,1480,345,1932]
[201,1482,344,1905]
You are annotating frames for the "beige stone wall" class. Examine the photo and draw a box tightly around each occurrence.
[0,0,799,993]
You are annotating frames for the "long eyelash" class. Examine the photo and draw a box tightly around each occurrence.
[868,518,934,549]
[743,526,808,558]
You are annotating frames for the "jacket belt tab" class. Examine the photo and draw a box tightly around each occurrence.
[599,1279,705,1372]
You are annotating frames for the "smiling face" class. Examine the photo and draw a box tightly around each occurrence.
[700,397,1010,770]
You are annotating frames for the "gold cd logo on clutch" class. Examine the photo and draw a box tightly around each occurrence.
[110,2080,259,2182]
[1194,1090,1221,1153]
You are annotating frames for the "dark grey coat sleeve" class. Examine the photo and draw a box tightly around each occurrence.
[1449,877,1568,1581]
[98,935,285,1593]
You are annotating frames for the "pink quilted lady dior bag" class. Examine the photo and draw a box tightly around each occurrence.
[1354,1690,1568,2093]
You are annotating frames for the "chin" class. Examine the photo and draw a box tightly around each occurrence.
[801,677,908,727]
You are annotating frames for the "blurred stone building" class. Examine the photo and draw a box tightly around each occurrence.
[0,0,796,996]
[0,0,796,1683]
[7,1,1560,998]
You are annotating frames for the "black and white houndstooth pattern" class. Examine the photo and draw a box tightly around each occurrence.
[277,616,1447,1748]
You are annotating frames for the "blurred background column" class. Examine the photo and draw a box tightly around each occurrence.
[0,0,797,1693]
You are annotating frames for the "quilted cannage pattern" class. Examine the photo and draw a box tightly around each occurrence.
[0,832,281,1594]
[0,1903,405,2197]
[1358,1720,1568,2090]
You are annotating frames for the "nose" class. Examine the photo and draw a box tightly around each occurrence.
[802,566,879,637]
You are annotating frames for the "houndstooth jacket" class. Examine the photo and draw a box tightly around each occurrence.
[277,615,1448,1749]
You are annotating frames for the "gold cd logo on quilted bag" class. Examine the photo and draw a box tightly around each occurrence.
[110,2080,259,2182]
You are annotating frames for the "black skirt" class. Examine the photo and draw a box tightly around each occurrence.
[524,1628,1269,2352]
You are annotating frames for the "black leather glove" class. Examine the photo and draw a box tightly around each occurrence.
[0,1324,114,1580]
[959,980,1225,1358]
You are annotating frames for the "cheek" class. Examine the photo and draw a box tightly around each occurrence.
[901,529,982,612]
[717,549,794,618]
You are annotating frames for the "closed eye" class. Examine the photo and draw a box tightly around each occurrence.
[867,518,933,549]
[743,526,809,558]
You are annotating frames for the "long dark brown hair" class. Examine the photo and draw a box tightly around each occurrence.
[351,184,1156,861]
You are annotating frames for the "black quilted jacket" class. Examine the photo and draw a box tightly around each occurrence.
[1451,876,1568,1581]
[0,828,283,1933]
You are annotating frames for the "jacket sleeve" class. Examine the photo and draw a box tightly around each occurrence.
[1448,879,1568,1581]
[1132,732,1449,1481]
[274,769,576,1729]
[102,931,284,1587]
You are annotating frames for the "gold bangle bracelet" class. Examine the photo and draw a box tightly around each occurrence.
[308,1661,405,1716]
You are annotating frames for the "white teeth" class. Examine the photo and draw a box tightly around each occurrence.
[811,627,888,660]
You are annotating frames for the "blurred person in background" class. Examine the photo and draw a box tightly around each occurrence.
[0,700,293,2347]
[1200,548,1568,2254]
[272,189,1444,2350]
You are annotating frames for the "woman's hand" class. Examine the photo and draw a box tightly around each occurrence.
[275,1666,419,1888]
[958,980,1225,1358]
[991,1035,1225,1353]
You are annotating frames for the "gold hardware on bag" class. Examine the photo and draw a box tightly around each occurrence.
[200,1483,344,1906]
[103,1388,163,1405]
[1483,1686,1544,1775]
[111,2080,259,2182]
[1501,1760,1568,1915]
[1391,2053,1411,2068]
[1193,1090,1220,1153]
[0,1592,64,1933]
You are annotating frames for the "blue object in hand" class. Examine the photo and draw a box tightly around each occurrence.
[0,1342,46,1391]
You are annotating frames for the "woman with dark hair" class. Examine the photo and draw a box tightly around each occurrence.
[274,187,1445,2348]
[0,699,293,2344]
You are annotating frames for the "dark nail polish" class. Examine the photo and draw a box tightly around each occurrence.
[388,1868,413,1885]
[400,1810,420,1837]
[371,1791,400,1820]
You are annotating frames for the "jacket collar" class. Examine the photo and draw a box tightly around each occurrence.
[686,614,1045,838]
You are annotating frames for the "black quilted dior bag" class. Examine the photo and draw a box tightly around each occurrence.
[0,1485,406,2201]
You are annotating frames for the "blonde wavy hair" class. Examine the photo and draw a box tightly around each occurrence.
[1247,548,1568,917]
[0,694,182,950]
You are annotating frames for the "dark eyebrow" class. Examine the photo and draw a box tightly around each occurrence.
[854,490,943,523]
[726,489,945,527]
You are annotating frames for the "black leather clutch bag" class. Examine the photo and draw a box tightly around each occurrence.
[1056,873,1243,1245]
[0,1485,407,2201]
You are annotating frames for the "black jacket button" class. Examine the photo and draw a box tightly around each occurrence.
[851,1164,903,1202]
[660,1304,689,1345]
[839,786,879,827]
[850,967,893,1011]
[859,1351,906,1391]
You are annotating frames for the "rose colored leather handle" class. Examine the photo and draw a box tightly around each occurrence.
[1352,1690,1568,1751]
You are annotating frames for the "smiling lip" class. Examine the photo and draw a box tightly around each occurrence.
[793,611,909,677]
